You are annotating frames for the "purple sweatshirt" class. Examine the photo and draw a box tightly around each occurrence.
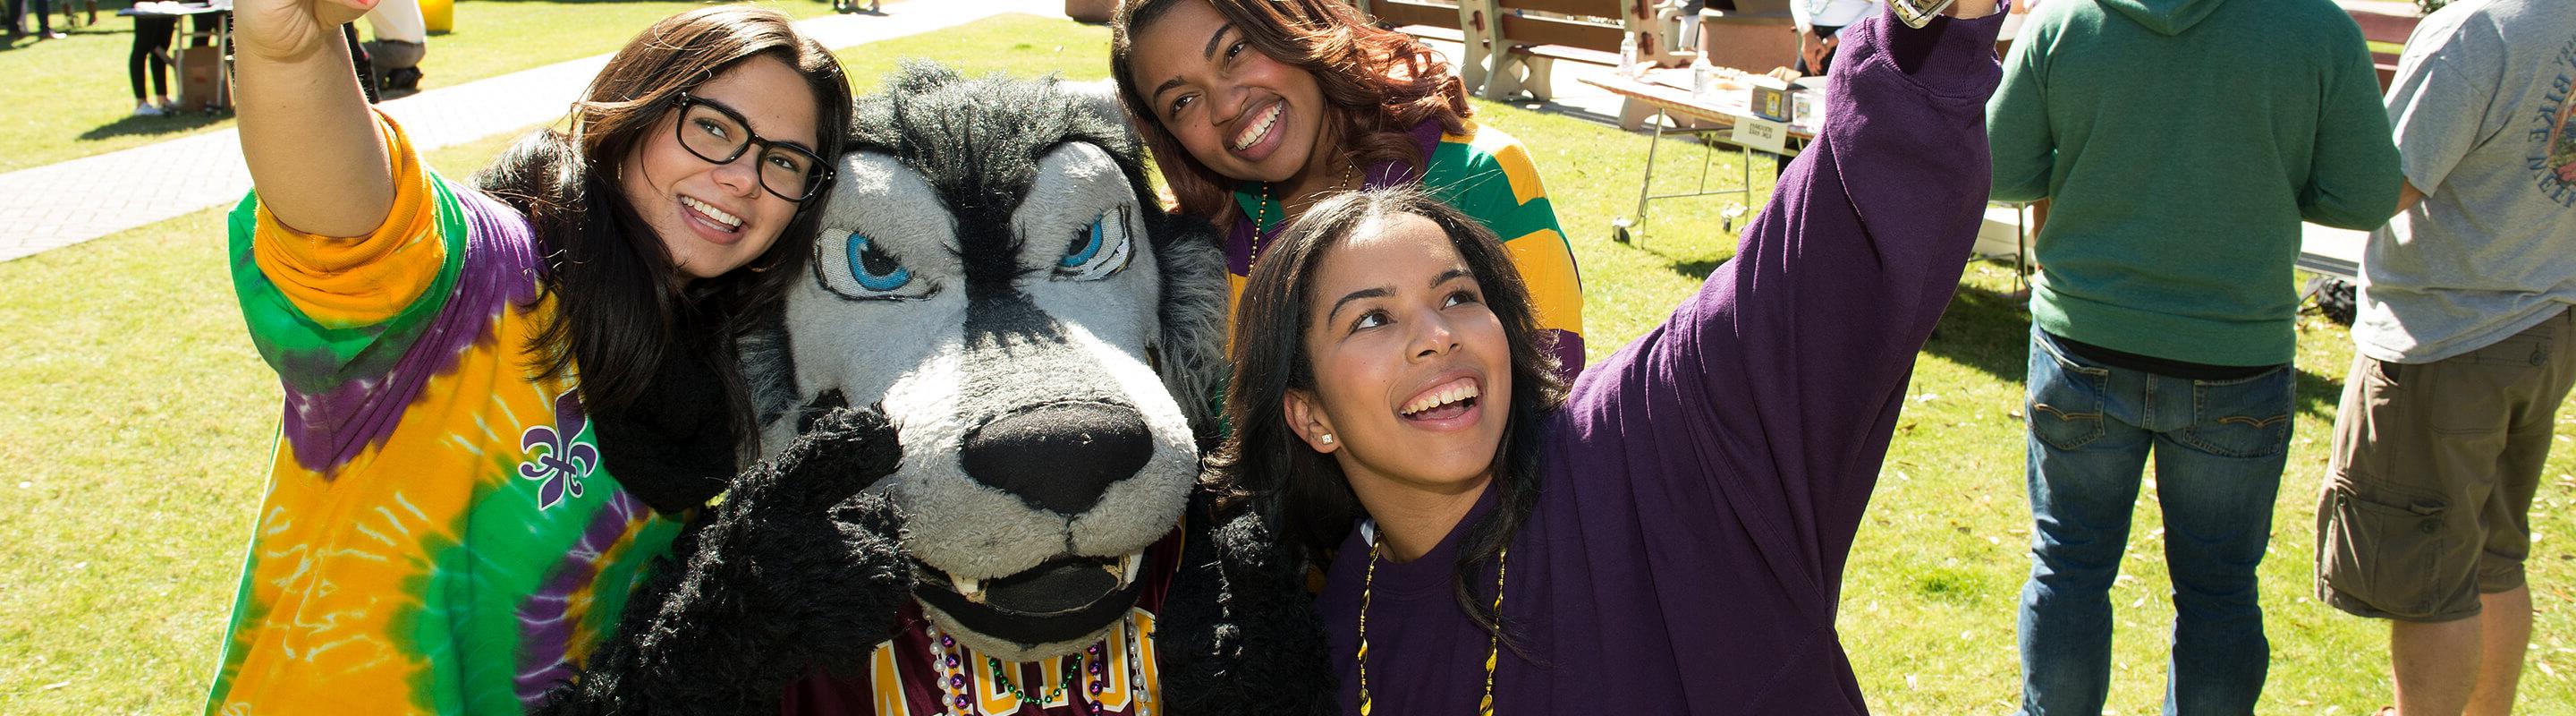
[1311,7,2005,714]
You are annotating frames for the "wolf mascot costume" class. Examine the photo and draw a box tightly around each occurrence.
[539,64,1332,715]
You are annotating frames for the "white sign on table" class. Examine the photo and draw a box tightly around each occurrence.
[1732,117,1791,155]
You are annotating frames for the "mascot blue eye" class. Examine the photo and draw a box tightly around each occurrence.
[848,233,911,290]
[1055,207,1133,281]
[830,232,918,299]
[1062,216,1105,268]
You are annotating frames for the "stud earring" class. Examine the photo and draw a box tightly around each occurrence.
[1319,433,1335,445]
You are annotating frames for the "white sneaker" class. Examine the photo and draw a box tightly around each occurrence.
[132,102,165,117]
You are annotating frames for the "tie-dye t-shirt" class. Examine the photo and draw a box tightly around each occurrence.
[206,111,682,714]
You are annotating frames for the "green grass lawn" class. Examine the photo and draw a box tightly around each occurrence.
[6,10,2573,715]
[0,123,531,712]
[0,0,840,175]
[835,11,1113,89]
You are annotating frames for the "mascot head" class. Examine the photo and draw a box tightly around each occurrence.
[746,63,1229,661]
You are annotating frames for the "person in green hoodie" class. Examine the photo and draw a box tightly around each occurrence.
[1986,0,2400,712]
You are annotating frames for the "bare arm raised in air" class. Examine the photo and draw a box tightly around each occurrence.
[233,0,392,238]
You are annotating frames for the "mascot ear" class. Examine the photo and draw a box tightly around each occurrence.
[1148,209,1232,436]
[887,59,964,94]
[1057,78,1139,148]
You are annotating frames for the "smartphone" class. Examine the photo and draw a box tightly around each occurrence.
[1886,0,1958,28]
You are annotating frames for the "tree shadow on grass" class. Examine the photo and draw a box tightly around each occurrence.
[2292,357,2342,418]
[1637,255,2345,415]
[1920,280,2344,416]
[1649,255,2037,383]
[1922,282,2031,383]
[1638,231,1739,280]
[78,109,230,141]
[1665,255,1726,281]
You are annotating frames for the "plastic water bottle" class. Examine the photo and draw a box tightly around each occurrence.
[1619,32,1640,78]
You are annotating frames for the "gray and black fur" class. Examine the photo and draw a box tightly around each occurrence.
[542,64,1327,714]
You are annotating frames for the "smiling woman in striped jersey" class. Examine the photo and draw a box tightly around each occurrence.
[1112,0,1590,381]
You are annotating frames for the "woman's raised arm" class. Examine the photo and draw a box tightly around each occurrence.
[1565,3,2008,592]
[233,0,393,237]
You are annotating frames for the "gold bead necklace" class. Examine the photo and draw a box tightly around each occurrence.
[1250,161,1357,268]
[1355,540,1507,715]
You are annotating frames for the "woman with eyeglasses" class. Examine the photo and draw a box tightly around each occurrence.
[208,1,849,712]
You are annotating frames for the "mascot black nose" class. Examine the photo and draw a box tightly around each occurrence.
[961,402,1152,515]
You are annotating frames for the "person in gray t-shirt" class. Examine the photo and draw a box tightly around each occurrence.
[2318,2,2576,715]
[2351,0,2576,362]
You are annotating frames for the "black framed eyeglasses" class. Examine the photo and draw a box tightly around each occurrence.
[670,91,834,202]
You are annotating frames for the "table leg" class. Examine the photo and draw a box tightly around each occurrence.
[1618,108,1667,246]
[1693,129,1716,195]
[2014,201,2030,297]
[1741,142,1754,213]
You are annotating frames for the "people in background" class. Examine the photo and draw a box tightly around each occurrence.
[1791,0,1882,76]
[130,14,179,115]
[10,0,61,40]
[365,0,429,93]
[127,9,225,116]
[1985,0,2401,712]
[2318,1,2576,714]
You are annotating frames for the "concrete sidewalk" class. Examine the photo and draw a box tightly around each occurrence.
[0,0,1058,263]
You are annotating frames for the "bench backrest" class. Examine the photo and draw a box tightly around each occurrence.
[1363,0,1470,30]
[2346,6,2417,91]
[1493,0,1643,55]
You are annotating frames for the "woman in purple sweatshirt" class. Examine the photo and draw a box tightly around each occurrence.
[1212,3,2007,712]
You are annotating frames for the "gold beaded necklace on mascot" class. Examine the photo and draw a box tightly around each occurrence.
[1250,161,1356,268]
[1355,539,1508,716]
[924,614,1146,715]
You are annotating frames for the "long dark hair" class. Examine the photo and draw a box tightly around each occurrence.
[1211,186,1565,645]
[476,6,852,462]
[1111,0,1470,220]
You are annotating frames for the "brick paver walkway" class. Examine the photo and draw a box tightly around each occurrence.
[0,0,1055,263]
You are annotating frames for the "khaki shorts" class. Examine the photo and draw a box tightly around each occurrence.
[2317,309,2576,622]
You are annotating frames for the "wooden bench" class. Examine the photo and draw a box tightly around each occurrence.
[2345,4,2418,91]
[1353,0,1496,99]
[1356,0,1692,103]
[1486,0,1693,102]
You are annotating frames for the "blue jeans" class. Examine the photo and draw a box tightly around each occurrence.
[2016,327,2293,715]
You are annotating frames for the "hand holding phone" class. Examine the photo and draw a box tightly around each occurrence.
[1887,0,2001,28]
